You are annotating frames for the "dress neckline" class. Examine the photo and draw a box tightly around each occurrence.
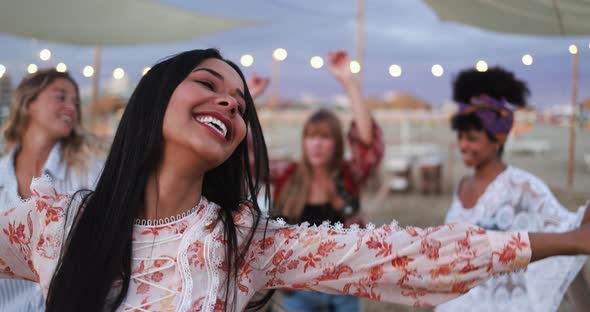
[456,166,511,210]
[133,196,209,227]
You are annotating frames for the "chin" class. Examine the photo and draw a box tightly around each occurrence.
[462,159,477,167]
[310,161,330,168]
[52,126,74,137]
[193,145,232,169]
[52,132,73,141]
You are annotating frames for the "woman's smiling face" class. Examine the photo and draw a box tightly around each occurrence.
[162,58,248,170]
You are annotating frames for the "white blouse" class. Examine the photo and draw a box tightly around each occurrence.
[437,166,587,312]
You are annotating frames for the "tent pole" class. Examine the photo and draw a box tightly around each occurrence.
[567,51,579,190]
[91,46,101,104]
[355,0,365,91]
[270,57,280,109]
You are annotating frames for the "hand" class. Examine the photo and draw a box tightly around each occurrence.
[246,73,270,100]
[327,50,354,83]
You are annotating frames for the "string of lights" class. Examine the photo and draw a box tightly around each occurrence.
[0,43,587,80]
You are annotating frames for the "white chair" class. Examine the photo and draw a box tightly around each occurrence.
[385,157,413,192]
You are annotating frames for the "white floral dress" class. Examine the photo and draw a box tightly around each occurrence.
[0,177,532,311]
[437,166,587,312]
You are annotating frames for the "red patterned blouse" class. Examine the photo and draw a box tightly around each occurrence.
[0,177,532,311]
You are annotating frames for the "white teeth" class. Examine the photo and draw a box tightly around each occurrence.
[61,115,73,124]
[195,115,228,138]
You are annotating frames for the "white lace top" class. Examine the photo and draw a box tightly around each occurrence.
[437,166,587,312]
[0,177,534,311]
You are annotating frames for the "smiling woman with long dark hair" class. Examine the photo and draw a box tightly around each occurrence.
[1,49,590,312]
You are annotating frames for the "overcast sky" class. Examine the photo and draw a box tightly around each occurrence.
[0,0,589,107]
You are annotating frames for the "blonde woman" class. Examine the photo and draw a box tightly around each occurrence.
[0,69,103,311]
[250,51,382,227]
[250,51,383,311]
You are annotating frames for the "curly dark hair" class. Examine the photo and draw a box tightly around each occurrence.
[452,66,530,107]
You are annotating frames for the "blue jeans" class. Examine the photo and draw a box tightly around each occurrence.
[281,291,360,312]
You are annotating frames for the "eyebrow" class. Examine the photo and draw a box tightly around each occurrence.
[50,87,79,101]
[50,88,68,94]
[192,68,224,81]
[192,67,246,103]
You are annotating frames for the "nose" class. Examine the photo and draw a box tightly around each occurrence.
[457,137,469,153]
[216,95,238,116]
[307,136,323,147]
[63,98,77,114]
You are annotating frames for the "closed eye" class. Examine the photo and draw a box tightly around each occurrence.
[195,80,215,91]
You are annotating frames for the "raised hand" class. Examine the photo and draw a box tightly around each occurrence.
[247,73,271,100]
[326,50,372,144]
[327,50,354,83]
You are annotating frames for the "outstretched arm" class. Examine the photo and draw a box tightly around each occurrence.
[1,203,39,281]
[246,213,590,305]
[248,220,532,307]
[529,215,590,261]
[0,177,72,283]
[327,51,372,145]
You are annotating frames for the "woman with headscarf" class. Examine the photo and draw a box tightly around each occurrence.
[436,67,590,312]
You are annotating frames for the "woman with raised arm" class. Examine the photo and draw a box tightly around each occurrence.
[249,50,382,311]
[0,49,589,312]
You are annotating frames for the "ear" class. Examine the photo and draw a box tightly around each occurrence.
[20,99,34,119]
[25,96,41,112]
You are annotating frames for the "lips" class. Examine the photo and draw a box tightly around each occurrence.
[59,113,75,125]
[192,111,233,141]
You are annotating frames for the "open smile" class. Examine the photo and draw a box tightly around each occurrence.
[193,111,233,142]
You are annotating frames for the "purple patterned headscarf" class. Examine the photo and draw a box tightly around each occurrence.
[457,95,516,144]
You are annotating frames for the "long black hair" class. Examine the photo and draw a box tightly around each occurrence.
[45,49,271,312]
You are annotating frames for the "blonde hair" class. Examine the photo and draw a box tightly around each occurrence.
[273,109,344,221]
[2,68,93,170]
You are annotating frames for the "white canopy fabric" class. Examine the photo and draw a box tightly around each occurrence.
[424,0,590,36]
[424,0,589,191]
[0,0,256,102]
[0,0,254,46]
